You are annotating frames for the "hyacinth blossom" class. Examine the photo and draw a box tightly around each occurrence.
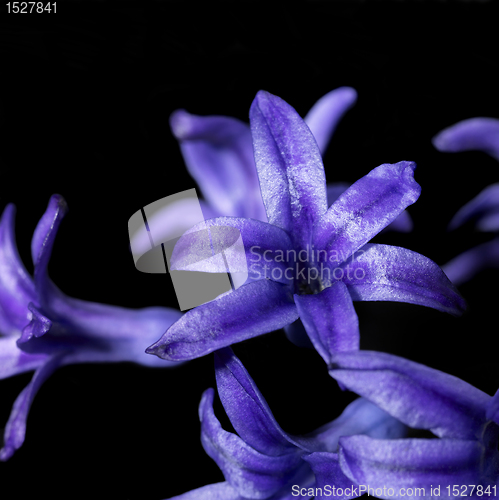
[327,350,499,499]
[130,87,411,345]
[0,195,183,460]
[166,347,406,500]
[433,118,499,285]
[147,91,465,364]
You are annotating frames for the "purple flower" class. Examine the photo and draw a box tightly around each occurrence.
[433,118,499,285]
[164,348,406,499]
[0,195,183,460]
[327,350,499,498]
[147,91,465,364]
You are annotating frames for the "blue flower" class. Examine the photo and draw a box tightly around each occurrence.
[325,350,499,498]
[164,348,406,499]
[146,91,465,364]
[433,118,499,285]
[0,195,183,460]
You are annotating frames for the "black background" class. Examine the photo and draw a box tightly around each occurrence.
[1,2,499,499]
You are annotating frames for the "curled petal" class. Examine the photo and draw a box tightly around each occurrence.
[442,238,499,286]
[250,91,327,247]
[329,351,490,440]
[0,204,36,334]
[147,280,299,361]
[0,353,64,461]
[341,244,466,316]
[313,162,420,263]
[304,87,357,156]
[200,389,303,499]
[448,184,499,231]
[339,435,484,498]
[164,482,242,500]
[31,194,68,284]
[294,281,359,364]
[215,348,298,456]
[170,110,266,220]
[432,117,499,161]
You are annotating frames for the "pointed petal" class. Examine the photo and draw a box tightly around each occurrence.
[164,482,242,500]
[0,335,47,379]
[329,351,491,440]
[214,348,298,456]
[313,162,420,263]
[339,436,484,497]
[327,183,413,233]
[147,280,298,361]
[294,281,359,364]
[432,117,499,161]
[170,110,266,220]
[200,388,303,499]
[448,183,499,231]
[298,397,407,453]
[0,353,64,461]
[30,194,68,309]
[303,453,357,499]
[442,238,499,286]
[250,91,327,247]
[0,204,36,334]
[341,243,466,316]
[170,217,293,285]
[304,87,357,155]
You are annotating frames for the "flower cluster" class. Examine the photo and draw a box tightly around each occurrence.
[2,87,498,500]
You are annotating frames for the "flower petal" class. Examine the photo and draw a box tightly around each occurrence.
[442,238,499,286]
[326,183,413,233]
[304,87,357,156]
[170,110,266,220]
[298,397,407,453]
[0,353,64,461]
[170,217,293,285]
[432,117,499,161]
[214,348,299,456]
[147,280,299,361]
[45,299,183,368]
[302,453,358,500]
[448,184,499,232]
[329,351,491,440]
[294,281,359,364]
[339,436,484,498]
[0,204,36,334]
[0,335,47,379]
[341,243,466,316]
[250,91,327,247]
[164,482,243,500]
[313,162,420,263]
[200,388,303,499]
